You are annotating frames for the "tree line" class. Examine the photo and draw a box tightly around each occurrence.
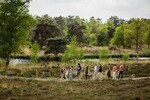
[31,15,150,50]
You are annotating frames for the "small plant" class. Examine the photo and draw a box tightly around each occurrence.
[62,37,84,62]
[99,49,109,60]
[122,51,129,61]
[30,42,40,64]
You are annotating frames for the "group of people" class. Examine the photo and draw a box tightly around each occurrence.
[60,63,124,81]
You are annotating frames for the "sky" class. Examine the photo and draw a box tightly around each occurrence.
[29,0,150,22]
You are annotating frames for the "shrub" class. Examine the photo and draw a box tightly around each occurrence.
[30,42,40,64]
[99,49,109,60]
[122,51,129,61]
[62,37,84,62]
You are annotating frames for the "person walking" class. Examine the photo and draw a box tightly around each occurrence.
[69,66,73,81]
[107,63,111,79]
[85,65,88,80]
[118,64,124,79]
[93,65,97,80]
[60,68,64,79]
[65,67,69,80]
[98,64,103,80]
[76,63,82,79]
[112,65,117,79]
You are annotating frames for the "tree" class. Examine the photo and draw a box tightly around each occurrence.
[54,16,68,36]
[31,14,61,49]
[110,24,125,48]
[125,18,146,53]
[45,37,68,56]
[97,23,108,46]
[0,0,36,67]
[67,16,86,43]
[107,20,115,45]
[145,21,150,48]
[89,33,97,46]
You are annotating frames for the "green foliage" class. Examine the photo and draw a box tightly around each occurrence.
[30,42,39,64]
[122,51,129,61]
[45,37,68,55]
[31,14,61,49]
[139,49,150,57]
[97,24,108,46]
[62,37,84,62]
[67,16,86,43]
[110,24,125,47]
[89,33,97,46]
[0,0,36,66]
[124,18,147,51]
[99,49,109,60]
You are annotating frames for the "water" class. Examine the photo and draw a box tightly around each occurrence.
[10,59,31,64]
[81,57,150,62]
[10,57,150,64]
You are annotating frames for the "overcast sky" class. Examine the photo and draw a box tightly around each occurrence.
[29,0,150,22]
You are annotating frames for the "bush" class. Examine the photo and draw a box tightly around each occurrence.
[99,49,109,60]
[122,51,129,61]
[62,37,84,62]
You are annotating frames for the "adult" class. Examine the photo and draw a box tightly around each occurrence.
[93,65,97,80]
[76,63,82,77]
[107,63,111,79]
[69,66,73,80]
[118,64,124,79]
[60,68,64,79]
[112,65,117,79]
[85,65,88,80]
[98,64,103,80]
[65,67,69,80]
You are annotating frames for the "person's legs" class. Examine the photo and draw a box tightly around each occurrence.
[114,72,116,79]
[93,72,96,80]
[112,72,115,79]
[118,71,121,79]
[121,71,123,79]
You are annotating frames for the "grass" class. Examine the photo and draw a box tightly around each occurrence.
[0,78,149,100]
[0,61,150,78]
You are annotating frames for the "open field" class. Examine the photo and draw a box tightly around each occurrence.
[0,61,150,78]
[0,58,150,100]
[0,78,149,100]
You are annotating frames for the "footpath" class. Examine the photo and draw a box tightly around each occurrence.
[0,75,150,82]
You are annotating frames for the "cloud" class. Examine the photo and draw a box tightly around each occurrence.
[29,0,150,22]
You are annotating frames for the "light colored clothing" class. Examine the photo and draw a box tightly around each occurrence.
[69,69,73,80]
[65,69,69,80]
[98,72,102,80]
[94,66,97,72]
[93,66,97,80]
[112,66,117,79]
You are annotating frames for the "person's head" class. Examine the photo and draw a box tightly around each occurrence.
[78,63,81,66]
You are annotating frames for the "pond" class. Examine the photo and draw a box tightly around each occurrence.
[10,57,150,64]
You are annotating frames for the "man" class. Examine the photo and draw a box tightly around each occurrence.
[98,64,102,80]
